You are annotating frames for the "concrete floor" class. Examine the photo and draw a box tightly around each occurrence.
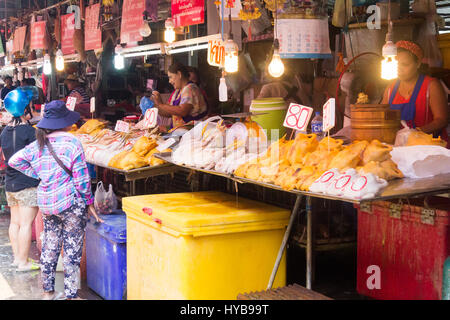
[0,209,102,300]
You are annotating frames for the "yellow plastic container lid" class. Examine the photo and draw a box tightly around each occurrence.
[122,191,290,237]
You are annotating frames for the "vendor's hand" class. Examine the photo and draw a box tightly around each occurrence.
[88,204,104,223]
[151,91,163,106]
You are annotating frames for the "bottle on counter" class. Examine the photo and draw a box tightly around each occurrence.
[311,111,324,139]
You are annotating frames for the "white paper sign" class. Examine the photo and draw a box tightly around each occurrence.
[90,97,95,113]
[323,98,335,132]
[277,19,332,59]
[283,103,314,132]
[115,120,130,133]
[143,108,158,129]
[66,97,77,111]
[156,138,176,152]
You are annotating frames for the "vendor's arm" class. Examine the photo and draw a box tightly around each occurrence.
[419,79,448,134]
[152,90,193,117]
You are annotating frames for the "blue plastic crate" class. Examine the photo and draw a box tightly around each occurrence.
[86,210,127,300]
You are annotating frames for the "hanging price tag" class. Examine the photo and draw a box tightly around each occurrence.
[143,108,158,129]
[283,103,314,132]
[90,97,95,113]
[207,39,225,67]
[323,98,336,132]
[115,120,130,133]
[66,97,77,111]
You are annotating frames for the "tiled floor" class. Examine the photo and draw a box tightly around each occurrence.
[0,209,102,300]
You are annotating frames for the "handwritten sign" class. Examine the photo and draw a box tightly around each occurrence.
[115,120,130,133]
[283,103,314,132]
[172,0,205,28]
[323,98,335,132]
[61,13,76,55]
[30,21,47,50]
[85,3,102,51]
[90,97,96,113]
[143,108,158,129]
[207,39,225,67]
[120,0,145,44]
[66,97,77,111]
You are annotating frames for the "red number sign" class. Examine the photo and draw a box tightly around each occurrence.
[115,120,130,133]
[143,108,158,129]
[66,97,77,111]
[207,40,225,67]
[283,103,314,132]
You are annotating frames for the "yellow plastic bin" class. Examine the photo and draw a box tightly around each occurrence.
[122,191,290,300]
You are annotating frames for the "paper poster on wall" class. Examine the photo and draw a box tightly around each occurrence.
[30,21,47,50]
[172,0,205,27]
[120,0,145,44]
[61,13,76,55]
[277,18,332,59]
[85,3,102,51]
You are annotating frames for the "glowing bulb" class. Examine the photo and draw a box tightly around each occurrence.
[224,39,239,73]
[268,50,284,78]
[43,53,52,75]
[55,49,64,71]
[114,53,124,70]
[139,21,152,37]
[381,40,398,80]
[114,45,125,70]
[164,18,175,43]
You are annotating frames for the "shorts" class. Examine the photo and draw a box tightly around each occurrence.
[6,187,38,207]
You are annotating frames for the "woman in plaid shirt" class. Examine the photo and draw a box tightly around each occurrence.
[9,100,102,300]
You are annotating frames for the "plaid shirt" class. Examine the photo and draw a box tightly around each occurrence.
[9,132,94,215]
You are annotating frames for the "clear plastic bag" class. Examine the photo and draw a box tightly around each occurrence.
[94,181,117,215]
[394,121,414,147]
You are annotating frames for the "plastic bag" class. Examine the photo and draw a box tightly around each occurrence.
[94,181,117,215]
[390,145,450,178]
[332,0,352,28]
[416,8,443,68]
[394,121,413,147]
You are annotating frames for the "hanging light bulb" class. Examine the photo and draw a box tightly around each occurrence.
[381,1,398,80]
[164,18,175,43]
[55,48,64,71]
[224,39,239,73]
[268,39,284,78]
[114,44,125,70]
[43,53,52,75]
[381,40,398,80]
[139,11,152,37]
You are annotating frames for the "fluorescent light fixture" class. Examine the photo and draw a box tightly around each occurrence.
[167,43,208,55]
[124,49,162,58]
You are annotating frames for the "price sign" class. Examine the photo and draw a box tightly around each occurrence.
[207,39,225,67]
[323,98,336,132]
[90,97,96,113]
[115,120,130,133]
[66,97,77,111]
[283,103,314,132]
[143,108,158,129]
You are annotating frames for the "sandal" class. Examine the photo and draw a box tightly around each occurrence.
[16,261,40,272]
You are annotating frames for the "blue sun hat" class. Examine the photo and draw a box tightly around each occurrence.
[4,86,39,117]
[36,100,80,130]
[139,96,154,115]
